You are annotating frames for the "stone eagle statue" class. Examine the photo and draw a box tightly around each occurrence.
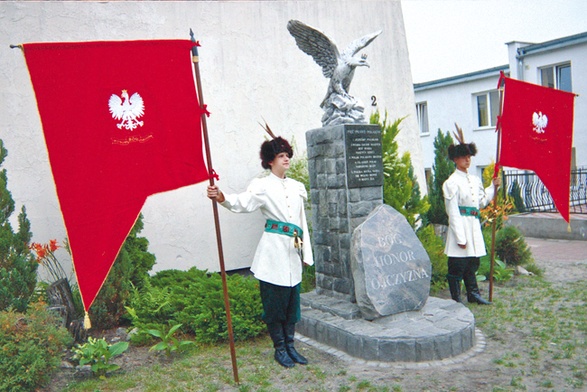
[287,20,382,127]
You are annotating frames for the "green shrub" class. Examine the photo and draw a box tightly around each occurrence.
[89,213,156,329]
[72,337,129,378]
[510,180,526,213]
[371,111,430,227]
[0,139,38,312]
[416,225,447,292]
[496,225,533,267]
[0,302,73,392]
[478,257,513,282]
[128,268,264,344]
[425,129,454,226]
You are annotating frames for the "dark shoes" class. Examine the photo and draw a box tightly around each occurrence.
[274,347,295,368]
[285,323,308,365]
[447,274,492,305]
[268,322,308,368]
[467,290,492,305]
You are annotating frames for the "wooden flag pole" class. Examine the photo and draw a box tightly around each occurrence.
[488,76,506,302]
[190,29,240,385]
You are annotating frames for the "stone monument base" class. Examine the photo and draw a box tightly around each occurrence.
[299,293,476,362]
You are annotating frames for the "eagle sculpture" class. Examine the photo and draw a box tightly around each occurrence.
[287,20,381,126]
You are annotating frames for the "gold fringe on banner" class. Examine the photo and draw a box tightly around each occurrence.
[84,311,92,330]
[568,223,572,233]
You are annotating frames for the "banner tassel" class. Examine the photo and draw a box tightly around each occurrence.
[83,311,92,330]
[567,223,572,233]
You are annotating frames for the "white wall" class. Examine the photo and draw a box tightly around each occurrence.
[416,73,501,178]
[0,0,422,274]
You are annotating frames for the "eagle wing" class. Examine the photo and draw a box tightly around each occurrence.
[128,93,145,118]
[108,94,124,120]
[287,20,340,79]
[340,30,382,61]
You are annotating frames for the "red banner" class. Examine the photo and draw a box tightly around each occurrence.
[23,40,209,314]
[498,75,575,222]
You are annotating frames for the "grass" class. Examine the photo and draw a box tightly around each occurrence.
[55,275,586,391]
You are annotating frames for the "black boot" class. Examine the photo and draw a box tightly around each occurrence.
[284,323,308,365]
[446,274,462,303]
[463,269,491,305]
[267,323,295,368]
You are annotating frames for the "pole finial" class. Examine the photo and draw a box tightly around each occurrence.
[189,28,199,57]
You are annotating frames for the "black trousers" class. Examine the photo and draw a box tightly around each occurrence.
[259,281,301,325]
[447,256,480,282]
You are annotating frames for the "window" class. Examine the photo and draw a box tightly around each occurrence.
[540,63,572,92]
[475,90,499,128]
[416,102,429,135]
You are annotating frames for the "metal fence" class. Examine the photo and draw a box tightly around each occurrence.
[503,166,587,214]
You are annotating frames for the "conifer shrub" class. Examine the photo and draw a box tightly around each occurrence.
[495,225,534,267]
[510,180,526,213]
[0,302,73,392]
[370,111,429,227]
[89,213,156,329]
[128,267,264,344]
[425,129,454,226]
[0,139,38,312]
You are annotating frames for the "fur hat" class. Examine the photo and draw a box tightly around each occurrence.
[260,137,293,169]
[259,120,293,169]
[448,123,477,160]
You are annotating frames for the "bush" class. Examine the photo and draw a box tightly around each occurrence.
[425,129,454,226]
[370,111,429,227]
[128,268,265,344]
[89,213,155,329]
[0,302,73,392]
[416,225,447,292]
[0,139,38,312]
[495,225,534,267]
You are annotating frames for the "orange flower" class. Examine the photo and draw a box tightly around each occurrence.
[48,239,59,252]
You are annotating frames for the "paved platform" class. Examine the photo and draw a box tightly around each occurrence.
[507,212,587,241]
[298,294,475,363]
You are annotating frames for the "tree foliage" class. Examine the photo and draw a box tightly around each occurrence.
[425,129,454,226]
[89,213,156,329]
[0,139,38,312]
[370,111,429,227]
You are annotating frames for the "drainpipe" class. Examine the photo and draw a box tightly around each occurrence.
[516,47,526,81]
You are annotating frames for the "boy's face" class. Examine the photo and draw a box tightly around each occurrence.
[454,155,471,171]
[269,151,290,176]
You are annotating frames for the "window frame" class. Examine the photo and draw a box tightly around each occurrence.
[474,89,500,129]
[539,62,572,92]
[416,101,429,136]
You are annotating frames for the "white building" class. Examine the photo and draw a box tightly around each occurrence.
[0,1,422,274]
[415,31,587,180]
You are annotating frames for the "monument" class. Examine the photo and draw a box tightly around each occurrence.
[352,204,432,320]
[288,20,478,363]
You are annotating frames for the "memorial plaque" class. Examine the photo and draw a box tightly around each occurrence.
[351,204,431,320]
[345,127,383,188]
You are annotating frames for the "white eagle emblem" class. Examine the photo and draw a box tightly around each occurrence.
[532,111,548,134]
[108,90,145,131]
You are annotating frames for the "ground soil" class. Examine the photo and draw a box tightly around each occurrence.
[45,238,587,391]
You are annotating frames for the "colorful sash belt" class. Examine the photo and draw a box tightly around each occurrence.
[264,219,303,238]
[459,206,480,219]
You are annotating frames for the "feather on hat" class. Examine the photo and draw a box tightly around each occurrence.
[258,119,293,169]
[448,123,477,160]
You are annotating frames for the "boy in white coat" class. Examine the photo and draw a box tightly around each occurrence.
[443,131,500,305]
[207,134,313,368]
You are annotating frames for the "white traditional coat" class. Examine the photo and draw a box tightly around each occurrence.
[443,169,495,257]
[220,172,314,287]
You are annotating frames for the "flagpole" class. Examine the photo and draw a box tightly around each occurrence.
[190,29,240,385]
[489,74,506,302]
